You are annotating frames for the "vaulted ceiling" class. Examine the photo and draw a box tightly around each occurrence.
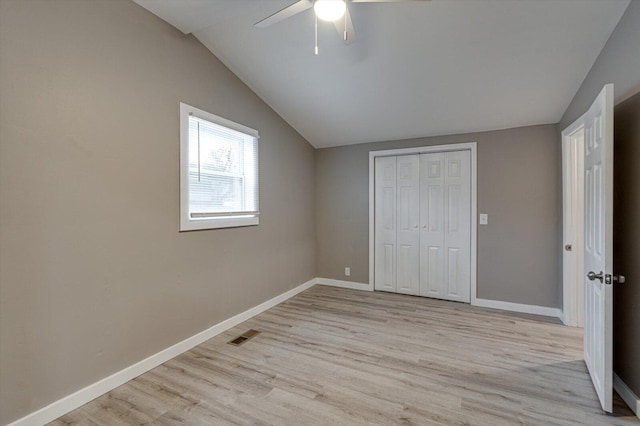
[134,0,630,148]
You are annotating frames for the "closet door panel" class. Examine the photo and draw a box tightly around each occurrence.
[420,153,445,298]
[375,157,397,292]
[396,155,420,295]
[444,150,471,302]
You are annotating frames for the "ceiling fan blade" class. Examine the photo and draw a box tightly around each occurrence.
[255,0,313,28]
[351,0,430,2]
[333,7,356,45]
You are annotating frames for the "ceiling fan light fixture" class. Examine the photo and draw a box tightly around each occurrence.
[314,0,346,22]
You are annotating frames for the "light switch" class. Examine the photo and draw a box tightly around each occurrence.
[479,213,488,225]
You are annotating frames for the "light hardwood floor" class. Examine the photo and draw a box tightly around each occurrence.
[51,285,638,425]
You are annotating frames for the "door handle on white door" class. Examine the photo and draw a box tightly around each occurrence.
[414,225,418,229]
[587,271,604,283]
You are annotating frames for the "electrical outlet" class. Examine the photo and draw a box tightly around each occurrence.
[479,213,488,225]
[345,267,351,276]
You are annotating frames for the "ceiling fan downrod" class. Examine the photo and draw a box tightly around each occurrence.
[315,13,319,55]
[344,1,348,42]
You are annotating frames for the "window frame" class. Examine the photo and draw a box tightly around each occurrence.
[179,103,259,231]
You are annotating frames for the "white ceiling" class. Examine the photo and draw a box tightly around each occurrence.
[134,0,630,148]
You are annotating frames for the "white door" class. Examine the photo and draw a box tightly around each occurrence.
[562,127,585,328]
[443,151,471,302]
[419,153,445,298]
[583,84,614,413]
[396,155,420,295]
[375,150,471,301]
[419,151,471,302]
[374,156,397,292]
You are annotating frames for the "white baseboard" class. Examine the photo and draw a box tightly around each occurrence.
[614,372,640,419]
[316,277,372,291]
[316,282,560,319]
[558,310,568,325]
[7,278,317,426]
[472,298,562,319]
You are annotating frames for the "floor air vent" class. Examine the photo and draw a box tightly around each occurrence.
[227,329,260,346]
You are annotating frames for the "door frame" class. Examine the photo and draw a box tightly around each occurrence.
[561,122,586,327]
[368,142,478,302]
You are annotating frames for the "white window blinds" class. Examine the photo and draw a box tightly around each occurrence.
[180,103,259,231]
[188,115,259,219]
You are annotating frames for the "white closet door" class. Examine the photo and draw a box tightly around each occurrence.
[396,155,420,295]
[374,156,397,292]
[443,150,471,302]
[419,153,445,298]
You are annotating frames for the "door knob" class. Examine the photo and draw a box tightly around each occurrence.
[414,225,418,229]
[587,271,604,283]
[565,244,572,251]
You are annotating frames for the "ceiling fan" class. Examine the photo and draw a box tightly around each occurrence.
[255,0,430,54]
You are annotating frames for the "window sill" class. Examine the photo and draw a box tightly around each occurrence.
[180,216,259,231]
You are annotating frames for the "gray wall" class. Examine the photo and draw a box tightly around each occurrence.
[316,125,562,308]
[559,0,640,130]
[613,92,640,399]
[0,1,316,424]
[558,0,640,398]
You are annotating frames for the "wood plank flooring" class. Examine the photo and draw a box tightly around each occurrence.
[51,285,638,425]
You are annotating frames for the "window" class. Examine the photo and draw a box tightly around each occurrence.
[180,103,259,231]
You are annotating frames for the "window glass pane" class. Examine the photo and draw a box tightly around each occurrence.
[189,172,244,214]
[187,115,257,215]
